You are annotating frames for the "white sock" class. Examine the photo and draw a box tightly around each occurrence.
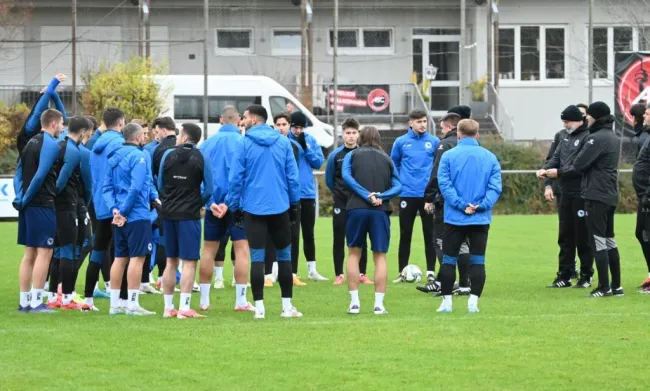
[307,261,316,274]
[19,292,29,307]
[199,284,210,307]
[30,289,44,308]
[235,284,248,306]
[272,262,278,277]
[62,294,72,305]
[110,289,120,308]
[120,299,128,308]
[349,290,360,306]
[255,299,265,313]
[281,297,293,312]
[127,289,140,310]
[215,266,223,280]
[164,294,175,310]
[265,274,273,280]
[374,292,385,309]
[48,292,58,303]
[468,294,479,308]
[180,293,191,311]
[427,271,435,278]
[442,295,452,307]
[84,297,94,306]
[104,281,110,291]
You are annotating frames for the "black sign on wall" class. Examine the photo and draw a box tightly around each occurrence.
[615,52,650,136]
[328,84,391,114]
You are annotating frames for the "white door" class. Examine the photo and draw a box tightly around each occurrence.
[421,36,461,116]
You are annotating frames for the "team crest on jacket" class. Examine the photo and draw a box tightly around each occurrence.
[148,243,153,251]
[400,200,407,208]
[577,210,585,217]
[47,237,54,246]
[334,208,341,214]
[425,142,432,149]
[574,140,580,146]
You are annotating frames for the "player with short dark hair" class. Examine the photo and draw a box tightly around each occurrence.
[152,117,177,177]
[14,108,64,313]
[227,104,302,319]
[102,123,156,315]
[82,108,126,311]
[436,119,502,313]
[342,126,401,315]
[45,116,90,310]
[158,123,213,319]
[288,111,328,283]
[391,109,440,282]
[325,118,371,285]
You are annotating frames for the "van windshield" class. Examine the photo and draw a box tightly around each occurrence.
[174,95,261,123]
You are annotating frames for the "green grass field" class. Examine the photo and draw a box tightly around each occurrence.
[0,215,648,390]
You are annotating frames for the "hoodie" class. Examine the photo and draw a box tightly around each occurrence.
[200,124,240,206]
[90,130,124,219]
[288,131,324,199]
[226,124,300,215]
[390,128,440,197]
[102,143,152,222]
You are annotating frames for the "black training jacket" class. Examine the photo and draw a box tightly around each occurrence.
[346,147,397,213]
[424,129,458,204]
[159,144,209,220]
[632,124,650,158]
[543,129,567,191]
[544,123,590,196]
[633,136,650,196]
[152,135,177,179]
[558,116,620,206]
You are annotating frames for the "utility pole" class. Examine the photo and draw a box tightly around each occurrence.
[72,0,77,115]
[588,0,594,103]
[203,0,209,141]
[460,0,466,103]
[494,0,500,89]
[138,0,143,57]
[300,0,307,105]
[145,0,151,59]
[487,0,492,84]
[332,0,339,148]
[306,0,314,110]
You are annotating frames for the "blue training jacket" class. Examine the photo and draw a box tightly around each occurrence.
[85,129,101,150]
[78,144,93,205]
[227,124,300,215]
[288,131,324,199]
[437,138,502,226]
[390,128,439,197]
[200,124,240,206]
[24,77,67,135]
[143,139,159,156]
[90,130,124,219]
[102,143,153,222]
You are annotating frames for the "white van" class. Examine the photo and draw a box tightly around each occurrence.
[155,75,334,148]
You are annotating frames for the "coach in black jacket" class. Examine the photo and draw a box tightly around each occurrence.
[541,106,593,288]
[545,101,621,298]
[632,105,650,290]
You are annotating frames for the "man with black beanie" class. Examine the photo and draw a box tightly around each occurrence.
[631,104,650,292]
[538,105,593,288]
[544,101,622,297]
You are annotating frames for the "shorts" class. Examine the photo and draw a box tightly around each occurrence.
[55,210,79,247]
[346,208,390,253]
[113,219,153,258]
[18,206,56,248]
[204,211,246,242]
[163,219,201,260]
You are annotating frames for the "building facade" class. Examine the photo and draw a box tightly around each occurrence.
[1,0,648,140]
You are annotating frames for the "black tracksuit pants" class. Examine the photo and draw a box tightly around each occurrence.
[333,207,368,276]
[634,197,650,273]
[398,197,436,274]
[556,193,593,280]
[584,200,620,291]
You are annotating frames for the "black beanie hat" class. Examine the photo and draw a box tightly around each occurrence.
[560,105,583,122]
[290,111,308,128]
[447,105,472,119]
[586,101,611,120]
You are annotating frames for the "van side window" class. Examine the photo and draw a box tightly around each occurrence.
[270,96,301,118]
[174,95,261,123]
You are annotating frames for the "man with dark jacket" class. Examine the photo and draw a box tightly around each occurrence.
[544,101,621,298]
[632,104,650,293]
[539,105,593,288]
[420,111,470,295]
[630,103,648,157]
[152,117,178,181]
[436,119,502,313]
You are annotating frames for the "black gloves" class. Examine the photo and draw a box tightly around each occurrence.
[289,204,299,223]
[297,133,307,150]
[233,210,244,229]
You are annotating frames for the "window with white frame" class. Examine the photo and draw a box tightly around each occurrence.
[498,25,567,82]
[215,29,253,55]
[272,29,301,55]
[590,26,647,80]
[328,28,393,54]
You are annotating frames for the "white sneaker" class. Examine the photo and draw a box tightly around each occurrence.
[468,305,480,313]
[281,307,303,318]
[437,304,452,313]
[373,306,388,315]
[254,310,265,319]
[109,306,125,315]
[192,281,200,292]
[392,275,405,283]
[348,303,360,315]
[213,279,224,289]
[126,306,156,316]
[308,271,329,281]
[140,284,161,295]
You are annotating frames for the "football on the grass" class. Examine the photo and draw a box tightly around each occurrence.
[401,264,422,283]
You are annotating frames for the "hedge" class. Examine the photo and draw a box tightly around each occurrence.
[316,135,638,216]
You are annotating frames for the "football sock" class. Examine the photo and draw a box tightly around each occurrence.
[349,290,360,306]
[199,284,210,307]
[179,293,191,311]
